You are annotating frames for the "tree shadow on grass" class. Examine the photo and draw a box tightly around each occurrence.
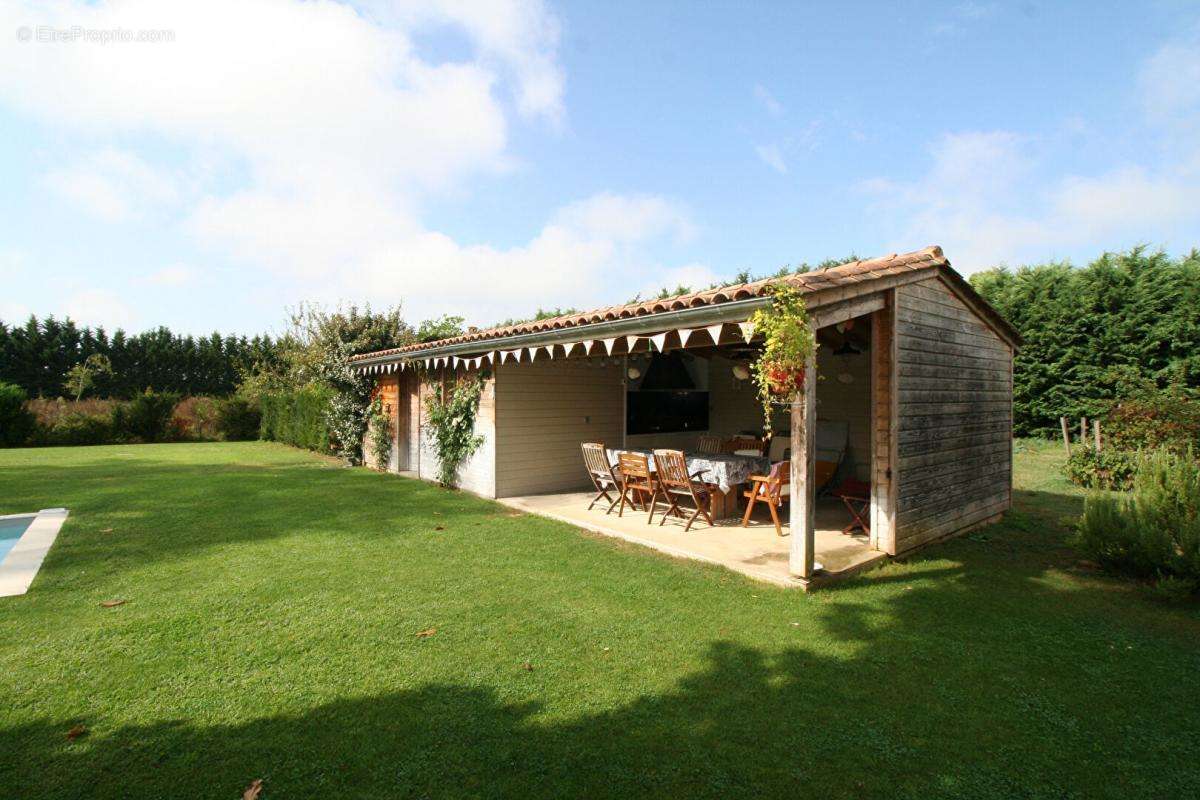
[3,449,1198,798]
[6,585,1198,800]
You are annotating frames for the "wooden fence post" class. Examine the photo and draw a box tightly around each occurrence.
[1060,416,1071,457]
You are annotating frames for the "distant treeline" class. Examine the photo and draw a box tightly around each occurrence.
[971,247,1200,437]
[0,316,278,399]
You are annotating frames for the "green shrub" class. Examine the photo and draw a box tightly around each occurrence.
[0,382,36,447]
[1073,448,1200,596]
[112,390,182,443]
[1064,447,1139,490]
[216,398,262,441]
[1105,387,1200,454]
[259,386,332,453]
[38,412,114,446]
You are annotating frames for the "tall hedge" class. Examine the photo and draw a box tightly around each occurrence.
[971,247,1200,437]
[259,386,333,453]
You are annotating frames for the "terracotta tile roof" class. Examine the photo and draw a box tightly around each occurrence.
[351,245,1016,360]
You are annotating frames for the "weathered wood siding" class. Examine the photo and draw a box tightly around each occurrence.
[895,277,1013,552]
[494,359,623,497]
[367,376,401,472]
[417,372,497,498]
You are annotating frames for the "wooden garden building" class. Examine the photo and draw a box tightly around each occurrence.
[351,246,1020,588]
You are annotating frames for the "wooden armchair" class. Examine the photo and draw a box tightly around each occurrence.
[617,451,660,522]
[696,434,723,454]
[581,442,622,513]
[741,461,790,536]
[653,449,715,531]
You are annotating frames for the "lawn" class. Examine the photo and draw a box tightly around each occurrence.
[1,440,1198,799]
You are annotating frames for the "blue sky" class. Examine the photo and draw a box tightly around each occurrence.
[1,0,1198,336]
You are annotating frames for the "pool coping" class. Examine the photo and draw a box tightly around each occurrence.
[0,508,69,598]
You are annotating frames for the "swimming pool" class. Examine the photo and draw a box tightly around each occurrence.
[0,515,34,562]
[0,509,69,597]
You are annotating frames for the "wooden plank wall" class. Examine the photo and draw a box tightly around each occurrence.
[870,297,896,554]
[894,277,1013,552]
[493,359,624,497]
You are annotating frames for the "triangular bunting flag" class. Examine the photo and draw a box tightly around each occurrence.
[602,338,617,355]
[739,321,756,343]
[539,345,553,360]
[706,324,724,345]
[625,335,640,351]
[678,328,695,347]
[650,333,668,352]
[524,347,537,361]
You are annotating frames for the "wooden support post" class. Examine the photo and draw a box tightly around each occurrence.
[789,349,817,579]
[1060,416,1071,457]
[1094,419,1101,452]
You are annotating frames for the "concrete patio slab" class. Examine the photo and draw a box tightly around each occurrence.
[498,492,884,588]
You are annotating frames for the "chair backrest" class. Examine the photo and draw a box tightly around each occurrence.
[618,451,652,482]
[765,461,790,501]
[723,436,764,455]
[767,435,791,462]
[695,434,722,454]
[652,449,691,490]
[581,442,613,479]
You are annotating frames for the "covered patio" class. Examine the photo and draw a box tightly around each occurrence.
[353,246,1019,589]
[499,491,884,587]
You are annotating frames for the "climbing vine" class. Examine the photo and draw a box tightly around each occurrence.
[367,396,393,469]
[748,284,817,435]
[424,374,486,487]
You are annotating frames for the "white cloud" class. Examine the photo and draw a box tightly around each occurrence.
[0,0,704,326]
[755,144,787,174]
[753,84,783,116]
[63,289,135,328]
[1139,27,1200,121]
[636,262,720,300]
[552,193,695,244]
[42,148,180,222]
[861,130,1200,271]
[144,264,197,287]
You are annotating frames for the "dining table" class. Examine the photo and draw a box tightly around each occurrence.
[606,448,772,520]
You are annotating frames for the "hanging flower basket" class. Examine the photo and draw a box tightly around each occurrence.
[764,363,806,396]
[748,284,817,434]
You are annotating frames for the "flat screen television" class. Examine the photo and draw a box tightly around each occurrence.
[626,391,709,435]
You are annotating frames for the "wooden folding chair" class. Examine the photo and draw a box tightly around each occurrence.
[830,478,871,535]
[723,436,765,455]
[581,442,622,513]
[617,452,660,522]
[695,434,723,454]
[652,449,715,531]
[741,461,790,536]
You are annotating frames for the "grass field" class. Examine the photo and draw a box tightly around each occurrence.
[1,439,1198,799]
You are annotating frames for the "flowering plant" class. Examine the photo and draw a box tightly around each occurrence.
[748,284,816,434]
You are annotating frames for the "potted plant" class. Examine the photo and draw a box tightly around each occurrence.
[748,284,817,434]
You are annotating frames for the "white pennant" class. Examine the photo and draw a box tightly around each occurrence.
[678,328,695,347]
[540,345,555,359]
[524,346,537,361]
[453,357,462,368]
[625,335,641,352]
[602,337,617,355]
[739,321,756,343]
[706,324,724,345]
[650,333,668,352]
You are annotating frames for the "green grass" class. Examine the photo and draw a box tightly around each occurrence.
[1,439,1197,799]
